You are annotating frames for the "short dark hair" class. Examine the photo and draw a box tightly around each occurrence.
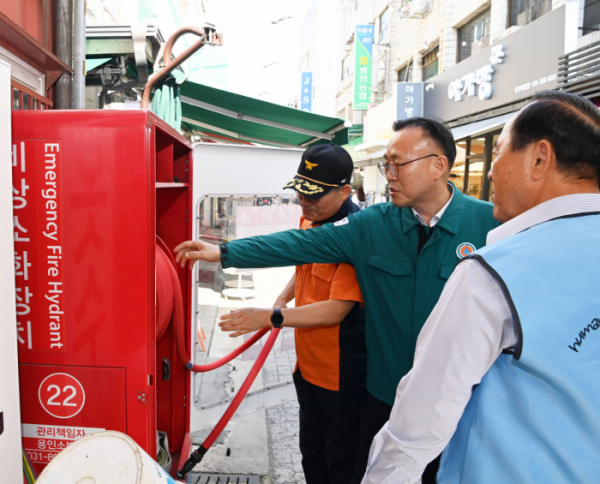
[392,117,457,168]
[511,90,600,185]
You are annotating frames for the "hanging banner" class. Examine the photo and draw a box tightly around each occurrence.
[300,72,313,112]
[354,25,373,110]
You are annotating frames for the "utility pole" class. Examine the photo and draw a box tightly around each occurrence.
[72,0,86,109]
[54,0,73,108]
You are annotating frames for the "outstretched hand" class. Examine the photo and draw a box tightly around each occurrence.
[173,240,222,269]
[219,308,272,337]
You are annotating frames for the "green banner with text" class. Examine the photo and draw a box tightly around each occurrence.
[353,25,373,110]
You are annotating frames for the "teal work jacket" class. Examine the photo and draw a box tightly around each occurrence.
[222,187,500,405]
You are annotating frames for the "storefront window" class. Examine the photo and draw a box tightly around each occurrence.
[487,133,501,202]
[453,130,502,201]
[451,140,467,192]
[466,137,485,199]
[467,159,484,198]
[469,137,485,156]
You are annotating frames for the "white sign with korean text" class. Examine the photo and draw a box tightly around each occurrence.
[22,423,104,464]
[397,82,424,121]
[448,45,504,102]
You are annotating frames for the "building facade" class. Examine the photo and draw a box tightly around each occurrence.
[0,0,71,110]
[337,0,598,200]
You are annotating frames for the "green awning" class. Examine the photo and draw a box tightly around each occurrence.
[179,81,348,148]
[85,57,113,72]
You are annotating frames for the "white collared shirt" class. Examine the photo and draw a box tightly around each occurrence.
[412,184,454,227]
[362,193,600,484]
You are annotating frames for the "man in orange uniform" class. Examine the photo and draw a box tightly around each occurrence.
[218,144,367,484]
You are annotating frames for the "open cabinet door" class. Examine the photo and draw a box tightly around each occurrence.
[190,143,303,433]
[193,143,303,204]
[0,59,23,482]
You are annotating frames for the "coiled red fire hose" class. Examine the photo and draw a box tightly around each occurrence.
[155,238,280,479]
[155,238,269,371]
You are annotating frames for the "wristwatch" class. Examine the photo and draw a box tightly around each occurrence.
[270,308,284,328]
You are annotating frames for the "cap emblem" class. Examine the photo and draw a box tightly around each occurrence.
[305,160,318,170]
[456,242,476,259]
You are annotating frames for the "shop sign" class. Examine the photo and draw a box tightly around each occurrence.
[425,6,569,121]
[397,82,424,120]
[300,72,312,112]
[353,25,373,110]
[448,45,504,102]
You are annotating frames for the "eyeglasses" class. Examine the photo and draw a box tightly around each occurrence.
[297,186,342,204]
[377,154,439,178]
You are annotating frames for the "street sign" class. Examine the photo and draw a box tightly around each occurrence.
[397,83,424,121]
[301,72,312,112]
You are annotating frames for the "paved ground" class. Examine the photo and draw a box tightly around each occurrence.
[190,266,306,484]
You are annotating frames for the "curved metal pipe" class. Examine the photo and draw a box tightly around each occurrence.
[141,26,206,109]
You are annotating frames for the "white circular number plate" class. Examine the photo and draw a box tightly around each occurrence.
[38,373,86,419]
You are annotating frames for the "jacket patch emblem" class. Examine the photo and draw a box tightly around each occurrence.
[456,242,476,259]
[305,160,318,170]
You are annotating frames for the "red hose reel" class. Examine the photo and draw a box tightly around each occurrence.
[154,238,281,478]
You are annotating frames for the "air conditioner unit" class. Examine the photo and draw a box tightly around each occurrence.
[409,0,432,19]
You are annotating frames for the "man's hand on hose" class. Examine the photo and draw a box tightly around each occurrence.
[174,240,222,268]
[219,308,272,337]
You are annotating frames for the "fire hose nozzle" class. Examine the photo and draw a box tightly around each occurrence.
[177,445,208,479]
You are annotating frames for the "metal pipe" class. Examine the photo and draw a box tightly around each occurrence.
[54,0,72,109]
[141,26,208,109]
[71,0,86,109]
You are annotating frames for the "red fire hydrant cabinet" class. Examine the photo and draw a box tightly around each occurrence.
[12,110,193,476]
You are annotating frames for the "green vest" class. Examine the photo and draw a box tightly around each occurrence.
[222,187,500,405]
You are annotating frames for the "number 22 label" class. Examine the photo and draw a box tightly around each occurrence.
[39,373,85,418]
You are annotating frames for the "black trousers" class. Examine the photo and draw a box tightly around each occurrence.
[293,369,365,484]
[352,393,441,484]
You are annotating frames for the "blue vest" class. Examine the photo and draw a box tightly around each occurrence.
[438,214,600,484]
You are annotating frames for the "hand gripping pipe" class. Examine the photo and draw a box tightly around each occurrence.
[154,239,280,479]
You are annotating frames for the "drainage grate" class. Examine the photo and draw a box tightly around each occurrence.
[192,474,261,484]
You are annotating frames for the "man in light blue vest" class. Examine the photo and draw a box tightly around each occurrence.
[362,90,600,484]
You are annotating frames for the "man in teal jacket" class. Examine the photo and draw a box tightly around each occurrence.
[175,118,500,484]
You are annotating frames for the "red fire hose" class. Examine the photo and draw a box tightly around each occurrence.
[154,239,280,479]
[156,239,270,371]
